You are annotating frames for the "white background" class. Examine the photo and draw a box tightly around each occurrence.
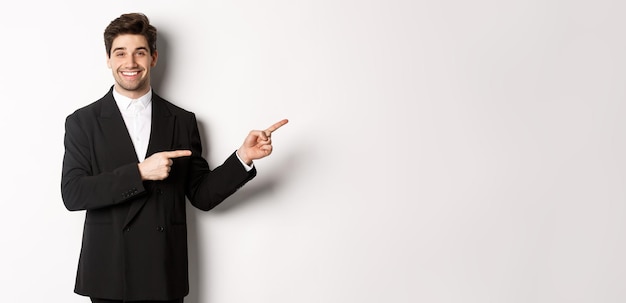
[1,1,625,302]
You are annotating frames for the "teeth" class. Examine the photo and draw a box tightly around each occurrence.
[122,71,138,76]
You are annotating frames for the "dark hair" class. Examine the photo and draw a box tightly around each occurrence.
[104,13,157,57]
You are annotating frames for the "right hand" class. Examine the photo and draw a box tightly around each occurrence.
[138,150,192,181]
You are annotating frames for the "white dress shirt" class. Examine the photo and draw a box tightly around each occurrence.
[113,89,152,162]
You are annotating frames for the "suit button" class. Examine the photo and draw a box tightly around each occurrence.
[124,227,130,232]
[157,226,165,232]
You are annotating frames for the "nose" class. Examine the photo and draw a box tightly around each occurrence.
[124,55,138,68]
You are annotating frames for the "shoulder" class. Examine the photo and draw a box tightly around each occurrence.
[152,92,196,118]
[65,88,114,122]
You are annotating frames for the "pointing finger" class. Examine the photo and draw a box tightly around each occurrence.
[265,119,289,135]
[162,150,192,159]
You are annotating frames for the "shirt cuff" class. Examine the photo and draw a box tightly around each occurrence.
[236,150,254,172]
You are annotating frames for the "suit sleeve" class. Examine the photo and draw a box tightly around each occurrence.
[185,114,256,211]
[61,113,145,211]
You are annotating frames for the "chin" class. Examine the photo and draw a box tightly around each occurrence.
[117,81,146,92]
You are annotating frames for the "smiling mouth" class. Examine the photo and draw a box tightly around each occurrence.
[121,71,139,76]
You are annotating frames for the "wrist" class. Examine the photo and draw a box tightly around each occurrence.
[236,149,252,165]
[137,163,146,181]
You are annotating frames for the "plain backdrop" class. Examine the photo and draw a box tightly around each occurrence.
[1,1,625,302]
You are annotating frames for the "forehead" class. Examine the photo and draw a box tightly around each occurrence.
[111,34,149,51]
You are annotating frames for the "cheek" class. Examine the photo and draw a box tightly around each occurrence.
[107,60,119,70]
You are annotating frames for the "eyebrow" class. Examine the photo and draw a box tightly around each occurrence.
[112,46,149,53]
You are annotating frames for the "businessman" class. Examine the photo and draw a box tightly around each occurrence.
[61,13,288,303]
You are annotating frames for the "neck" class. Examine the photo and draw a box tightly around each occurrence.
[114,84,151,99]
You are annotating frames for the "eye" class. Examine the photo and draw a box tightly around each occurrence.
[115,52,125,57]
[136,51,146,56]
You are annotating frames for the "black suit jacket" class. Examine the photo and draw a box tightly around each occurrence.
[61,87,256,301]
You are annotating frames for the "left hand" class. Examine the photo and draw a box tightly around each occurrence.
[237,119,289,165]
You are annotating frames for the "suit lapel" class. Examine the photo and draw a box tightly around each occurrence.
[124,93,175,228]
[146,94,175,158]
[98,88,139,165]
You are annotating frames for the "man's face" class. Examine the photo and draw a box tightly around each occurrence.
[107,34,158,98]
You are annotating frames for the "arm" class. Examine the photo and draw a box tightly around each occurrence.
[185,118,288,211]
[61,114,145,211]
[185,115,257,211]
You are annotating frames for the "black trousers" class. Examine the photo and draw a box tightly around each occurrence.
[90,298,183,303]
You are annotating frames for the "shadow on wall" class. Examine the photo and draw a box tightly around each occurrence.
[184,117,302,303]
[186,118,300,303]
[151,30,170,93]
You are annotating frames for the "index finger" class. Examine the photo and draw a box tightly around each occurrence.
[163,150,192,159]
[265,119,289,135]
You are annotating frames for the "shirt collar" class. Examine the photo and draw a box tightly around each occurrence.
[113,88,153,111]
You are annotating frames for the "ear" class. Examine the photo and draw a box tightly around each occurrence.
[106,52,112,69]
[151,50,158,67]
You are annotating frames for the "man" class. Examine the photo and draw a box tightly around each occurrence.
[61,13,288,303]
